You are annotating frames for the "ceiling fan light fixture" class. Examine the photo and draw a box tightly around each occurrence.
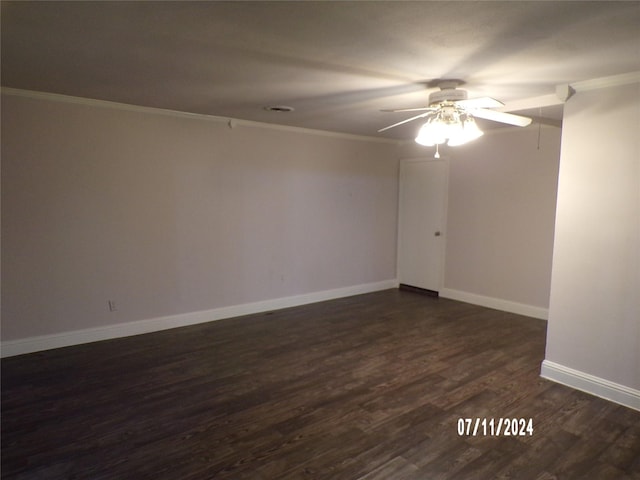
[415,108,483,148]
[447,116,484,146]
[415,118,445,146]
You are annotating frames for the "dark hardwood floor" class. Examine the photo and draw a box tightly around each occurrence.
[2,289,639,479]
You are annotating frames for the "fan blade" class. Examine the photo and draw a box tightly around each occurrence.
[377,112,431,132]
[472,108,532,127]
[456,96,504,109]
[381,106,434,113]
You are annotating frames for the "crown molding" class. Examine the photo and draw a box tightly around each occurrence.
[1,87,399,145]
[571,71,640,93]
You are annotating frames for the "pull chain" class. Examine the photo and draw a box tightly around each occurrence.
[537,107,542,150]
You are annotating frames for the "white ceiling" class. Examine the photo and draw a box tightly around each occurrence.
[2,1,639,139]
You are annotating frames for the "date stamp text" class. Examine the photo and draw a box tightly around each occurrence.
[457,418,533,436]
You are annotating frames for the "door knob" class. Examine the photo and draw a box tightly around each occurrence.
[434,231,441,237]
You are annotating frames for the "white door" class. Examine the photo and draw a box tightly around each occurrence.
[397,158,448,292]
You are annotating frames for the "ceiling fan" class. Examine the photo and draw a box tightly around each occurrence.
[378,80,532,151]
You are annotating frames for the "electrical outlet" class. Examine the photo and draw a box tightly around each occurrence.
[108,300,117,312]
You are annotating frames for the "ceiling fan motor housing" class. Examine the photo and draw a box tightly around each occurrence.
[429,88,468,105]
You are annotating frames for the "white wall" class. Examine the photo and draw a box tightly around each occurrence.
[443,126,561,314]
[1,92,399,347]
[399,125,562,318]
[543,81,640,408]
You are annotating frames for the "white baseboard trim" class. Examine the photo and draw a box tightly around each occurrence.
[1,279,399,358]
[439,288,548,320]
[541,360,640,411]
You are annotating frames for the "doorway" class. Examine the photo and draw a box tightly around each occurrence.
[397,158,448,293]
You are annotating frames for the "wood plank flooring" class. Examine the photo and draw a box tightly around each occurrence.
[2,289,639,479]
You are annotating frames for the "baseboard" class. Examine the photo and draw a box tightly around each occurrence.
[439,288,548,320]
[541,360,640,411]
[1,279,399,358]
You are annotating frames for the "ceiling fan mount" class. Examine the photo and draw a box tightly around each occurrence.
[424,78,466,89]
[429,87,468,105]
[424,79,469,104]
